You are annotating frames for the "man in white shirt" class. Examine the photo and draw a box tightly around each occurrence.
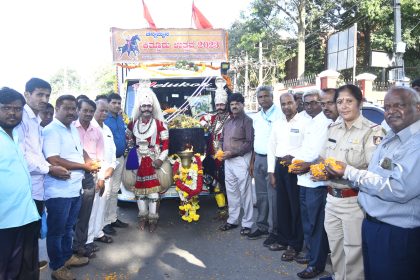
[85,98,117,248]
[267,93,309,261]
[291,90,332,279]
[248,86,284,247]
[17,78,70,273]
[43,95,99,280]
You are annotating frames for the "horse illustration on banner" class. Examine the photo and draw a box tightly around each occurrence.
[117,34,141,59]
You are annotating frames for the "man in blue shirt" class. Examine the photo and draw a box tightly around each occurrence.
[0,87,40,280]
[103,93,128,235]
[326,87,420,279]
[248,86,284,246]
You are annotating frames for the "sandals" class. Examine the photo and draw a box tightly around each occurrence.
[281,246,298,262]
[94,235,113,244]
[219,223,238,231]
[240,227,251,236]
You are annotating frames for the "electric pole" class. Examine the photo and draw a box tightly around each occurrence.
[245,51,249,98]
[258,41,263,86]
[393,0,405,83]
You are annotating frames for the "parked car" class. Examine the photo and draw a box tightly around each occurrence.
[362,102,385,125]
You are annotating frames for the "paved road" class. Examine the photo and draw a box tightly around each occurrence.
[40,196,332,280]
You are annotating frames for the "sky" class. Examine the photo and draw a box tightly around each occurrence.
[0,0,250,92]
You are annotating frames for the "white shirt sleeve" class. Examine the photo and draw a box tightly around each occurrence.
[267,122,278,173]
[43,128,61,159]
[16,117,50,175]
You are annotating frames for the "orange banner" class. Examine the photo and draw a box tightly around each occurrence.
[111,28,228,63]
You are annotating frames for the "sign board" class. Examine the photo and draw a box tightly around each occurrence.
[111,28,228,63]
[370,51,393,68]
[327,24,357,71]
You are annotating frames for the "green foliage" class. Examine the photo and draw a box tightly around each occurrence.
[229,0,420,86]
[50,68,81,95]
[333,0,420,77]
[92,65,117,96]
[228,0,290,87]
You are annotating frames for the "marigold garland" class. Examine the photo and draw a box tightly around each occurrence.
[309,157,341,180]
[172,154,203,222]
[324,157,342,170]
[288,159,304,173]
[214,149,224,161]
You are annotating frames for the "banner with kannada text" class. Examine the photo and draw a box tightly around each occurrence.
[111,27,228,63]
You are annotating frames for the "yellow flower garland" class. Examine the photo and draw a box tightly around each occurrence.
[171,154,203,223]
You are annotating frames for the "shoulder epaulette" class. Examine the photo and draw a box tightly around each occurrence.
[328,121,340,128]
[369,123,382,132]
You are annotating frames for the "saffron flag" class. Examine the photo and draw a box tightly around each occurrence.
[192,2,213,29]
[142,0,156,29]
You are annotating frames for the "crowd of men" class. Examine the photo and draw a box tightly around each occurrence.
[0,78,130,280]
[0,77,419,280]
[217,81,419,279]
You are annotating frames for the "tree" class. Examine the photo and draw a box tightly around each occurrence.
[91,65,118,95]
[327,0,420,78]
[269,0,339,78]
[229,1,289,89]
[50,68,81,95]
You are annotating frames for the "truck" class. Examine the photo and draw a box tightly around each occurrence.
[117,63,229,201]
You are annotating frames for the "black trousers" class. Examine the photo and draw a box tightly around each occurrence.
[300,186,329,270]
[362,218,420,280]
[0,221,39,280]
[73,173,95,251]
[275,162,303,251]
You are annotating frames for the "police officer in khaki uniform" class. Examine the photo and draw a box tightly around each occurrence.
[319,85,385,280]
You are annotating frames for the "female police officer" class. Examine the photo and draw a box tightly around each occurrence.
[319,85,385,280]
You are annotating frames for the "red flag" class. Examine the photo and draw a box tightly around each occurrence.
[142,0,156,29]
[192,1,213,29]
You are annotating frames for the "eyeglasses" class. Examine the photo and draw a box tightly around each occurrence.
[303,101,320,107]
[320,101,335,107]
[0,105,23,113]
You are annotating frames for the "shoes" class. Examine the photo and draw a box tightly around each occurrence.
[73,246,95,258]
[268,243,287,251]
[294,253,310,264]
[247,229,269,240]
[85,243,100,253]
[64,254,89,268]
[103,224,117,235]
[51,266,75,280]
[281,246,299,262]
[111,219,129,228]
[297,266,323,279]
[219,223,238,231]
[39,260,48,270]
[240,227,251,236]
[263,233,278,247]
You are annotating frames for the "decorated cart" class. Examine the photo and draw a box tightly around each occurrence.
[111,27,231,223]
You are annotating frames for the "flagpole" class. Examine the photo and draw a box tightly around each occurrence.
[191,0,194,28]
